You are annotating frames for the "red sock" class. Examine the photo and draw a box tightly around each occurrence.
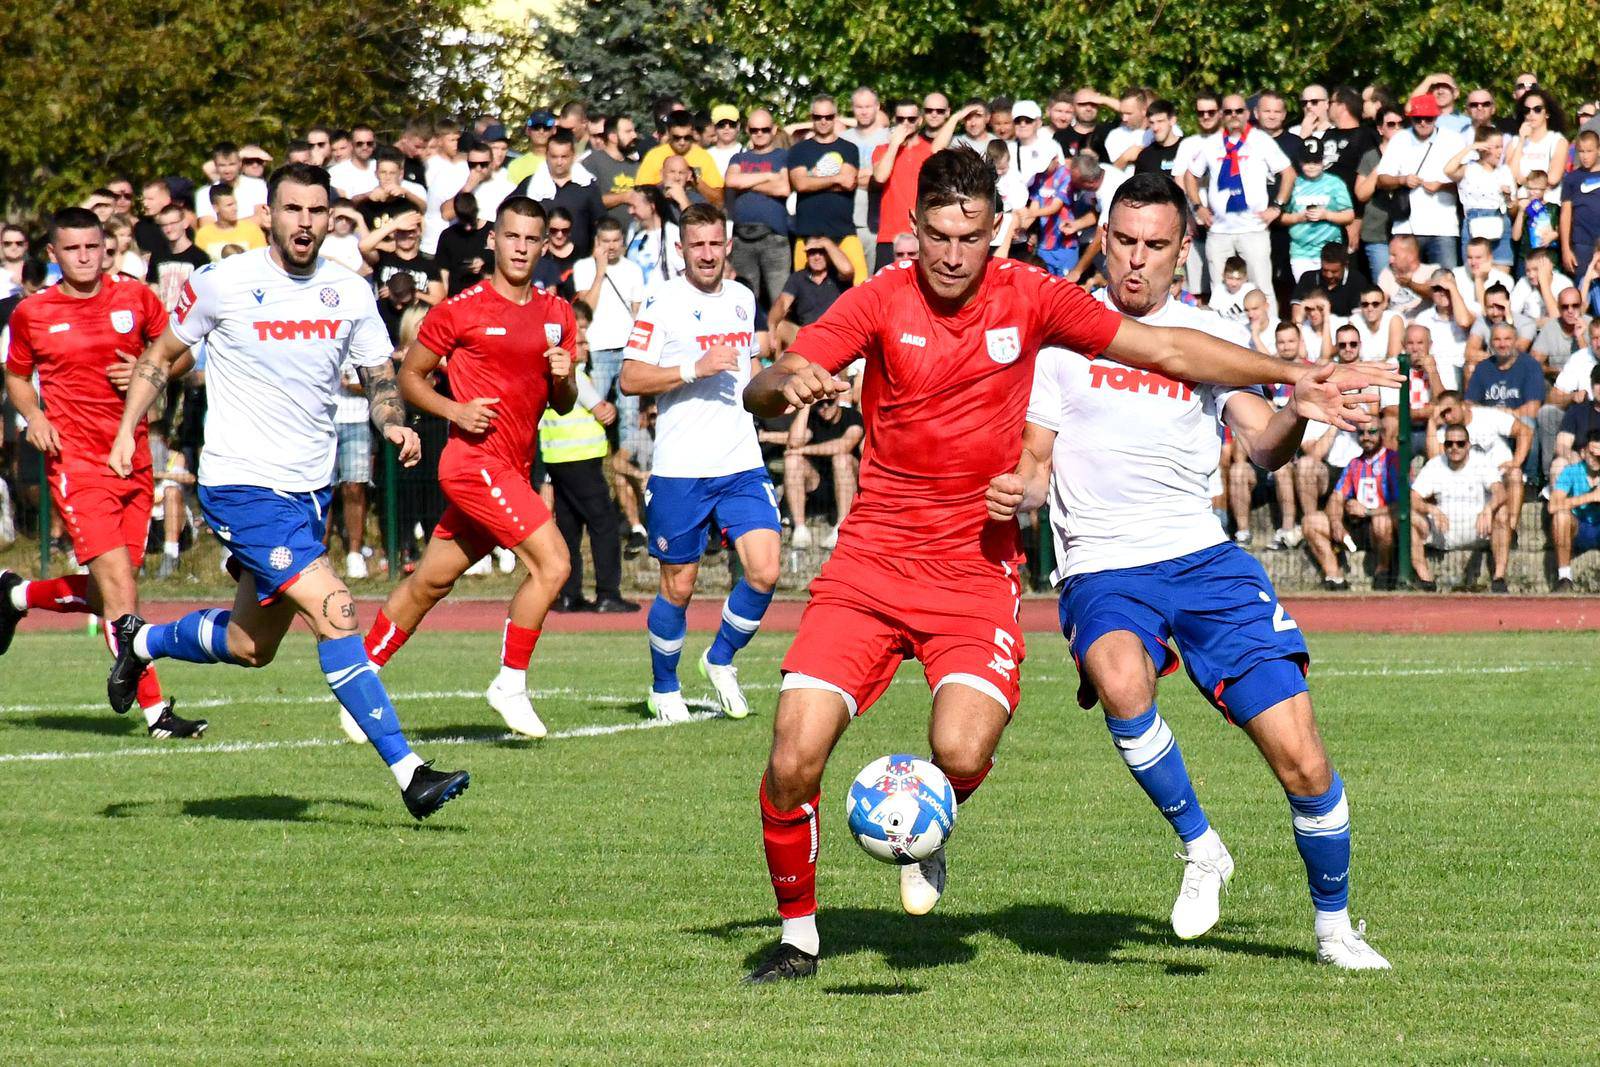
[760,775,820,919]
[364,609,411,667]
[23,574,90,613]
[944,760,994,806]
[135,665,164,710]
[501,621,540,670]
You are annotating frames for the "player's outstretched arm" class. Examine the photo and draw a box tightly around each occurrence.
[108,326,192,476]
[1223,364,1374,469]
[358,358,421,467]
[743,352,851,417]
[987,422,1057,521]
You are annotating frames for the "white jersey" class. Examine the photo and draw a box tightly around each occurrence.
[171,248,391,491]
[1027,293,1252,582]
[1413,452,1499,517]
[623,276,763,479]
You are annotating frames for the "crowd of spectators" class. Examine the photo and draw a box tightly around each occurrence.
[4,69,1600,594]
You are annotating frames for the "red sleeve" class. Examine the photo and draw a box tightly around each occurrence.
[1335,461,1358,498]
[4,300,35,377]
[556,298,578,356]
[788,274,887,375]
[415,298,457,356]
[140,284,169,342]
[1031,270,1123,357]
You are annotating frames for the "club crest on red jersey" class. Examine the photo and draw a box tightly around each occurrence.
[109,310,134,334]
[985,326,1021,365]
[544,323,563,346]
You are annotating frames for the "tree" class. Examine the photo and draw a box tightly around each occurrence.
[0,0,531,220]
[540,0,744,127]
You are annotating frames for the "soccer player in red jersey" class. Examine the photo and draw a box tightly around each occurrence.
[739,148,1397,982]
[359,197,577,739]
[0,207,205,739]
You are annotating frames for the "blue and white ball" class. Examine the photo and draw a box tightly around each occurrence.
[846,755,957,864]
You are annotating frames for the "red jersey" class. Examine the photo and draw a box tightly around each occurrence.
[871,138,934,243]
[416,280,576,476]
[4,276,167,475]
[788,259,1122,561]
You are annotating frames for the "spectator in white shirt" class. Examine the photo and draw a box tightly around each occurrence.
[1011,100,1064,191]
[1410,424,1510,591]
[1375,95,1464,268]
[1099,90,1152,197]
[328,125,381,199]
[1549,318,1600,408]
[1183,92,1294,293]
[1509,248,1574,324]
[422,119,469,254]
[1377,233,1441,319]
[1416,270,1473,388]
[1443,126,1516,266]
[195,142,268,225]
[1448,237,1514,318]
[575,217,646,438]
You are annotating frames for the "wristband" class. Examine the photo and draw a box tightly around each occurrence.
[679,361,698,384]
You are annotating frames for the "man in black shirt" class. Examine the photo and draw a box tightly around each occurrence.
[768,238,853,352]
[782,396,865,550]
[1134,99,1184,177]
[144,204,211,309]
[357,148,426,232]
[1056,86,1116,160]
[360,211,444,304]
[517,129,606,256]
[435,192,493,296]
[1319,87,1378,197]
[1292,243,1367,316]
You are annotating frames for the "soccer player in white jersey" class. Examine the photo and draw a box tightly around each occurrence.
[989,173,1392,969]
[103,163,469,821]
[619,202,780,722]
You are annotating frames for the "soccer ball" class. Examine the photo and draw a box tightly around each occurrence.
[846,755,957,864]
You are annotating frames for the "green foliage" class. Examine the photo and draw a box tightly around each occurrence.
[540,0,744,127]
[717,0,1600,119]
[0,0,531,220]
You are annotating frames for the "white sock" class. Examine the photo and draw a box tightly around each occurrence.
[141,701,167,727]
[164,541,180,559]
[9,581,27,612]
[131,624,155,660]
[781,914,819,956]
[1185,826,1225,860]
[1314,907,1352,940]
[495,665,527,692]
[1559,565,1573,580]
[391,752,425,788]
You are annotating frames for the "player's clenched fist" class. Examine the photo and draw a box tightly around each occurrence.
[547,346,573,379]
[107,427,135,475]
[385,424,422,467]
[780,361,850,409]
[986,472,1026,521]
[452,396,500,434]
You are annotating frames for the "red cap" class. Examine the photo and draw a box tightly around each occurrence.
[1406,94,1442,118]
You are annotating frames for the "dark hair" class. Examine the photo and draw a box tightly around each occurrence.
[666,109,694,130]
[1223,255,1248,275]
[571,298,593,324]
[547,206,574,226]
[1146,98,1177,120]
[1331,86,1362,115]
[1106,172,1193,240]
[1193,88,1221,107]
[332,127,351,141]
[1359,283,1384,298]
[988,96,1013,114]
[1585,428,1600,447]
[209,182,235,200]
[1590,366,1600,387]
[452,191,479,224]
[548,128,577,149]
[679,202,726,234]
[156,202,185,221]
[306,124,332,141]
[495,196,547,227]
[1275,320,1301,336]
[1320,242,1348,264]
[915,147,998,218]
[49,206,103,243]
[211,141,240,159]
[374,146,404,167]
[595,215,625,237]
[1518,90,1564,130]
[266,163,333,206]
[1335,322,1361,337]
[1484,282,1510,300]
[19,258,47,287]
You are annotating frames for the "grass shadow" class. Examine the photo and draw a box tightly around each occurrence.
[826,982,925,996]
[15,713,137,737]
[407,723,538,749]
[180,794,379,823]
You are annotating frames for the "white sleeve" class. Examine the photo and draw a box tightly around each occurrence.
[1026,347,1066,431]
[345,288,393,368]
[1554,359,1586,394]
[623,294,668,365]
[1411,459,1441,499]
[1473,456,1500,492]
[572,259,594,293]
[575,368,604,409]
[170,264,221,346]
[1376,139,1405,177]
[1187,142,1210,178]
[1260,135,1291,173]
[1480,406,1516,439]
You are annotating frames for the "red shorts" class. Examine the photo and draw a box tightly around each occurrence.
[780,546,1026,717]
[50,466,152,566]
[432,461,553,560]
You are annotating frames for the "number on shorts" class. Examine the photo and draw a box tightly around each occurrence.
[987,628,1018,679]
[763,482,778,509]
[1258,590,1300,632]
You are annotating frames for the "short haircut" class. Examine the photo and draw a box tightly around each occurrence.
[1525,169,1548,185]
[571,299,593,324]
[1467,236,1495,254]
[984,139,1009,165]
[1577,130,1600,149]
[1070,153,1103,182]
[48,206,103,243]
[1107,172,1192,239]
[1591,365,1600,387]
[1389,233,1421,254]
[1049,88,1075,106]
[495,196,547,227]
[1193,88,1221,107]
[1223,255,1247,275]
[1336,323,1361,338]
[156,203,185,221]
[914,147,998,218]
[266,162,333,206]
[1147,99,1176,120]
[559,100,588,121]
[594,215,625,237]
[374,146,404,166]
[434,118,461,136]
[1526,247,1554,265]
[452,191,478,221]
[679,202,726,234]
[1320,242,1348,264]
[988,96,1012,114]
[1484,282,1510,300]
[1474,124,1500,144]
[1585,428,1600,447]
[209,182,235,200]
[1360,283,1384,298]
[1275,320,1301,336]
[212,141,240,159]
[1330,86,1362,114]
[19,259,47,286]
[286,138,313,156]
[1490,321,1517,335]
[666,109,694,129]
[548,128,577,149]
[811,94,836,111]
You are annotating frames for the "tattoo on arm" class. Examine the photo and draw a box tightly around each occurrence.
[358,361,406,432]
[134,355,169,391]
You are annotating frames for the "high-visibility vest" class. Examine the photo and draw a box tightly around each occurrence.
[539,380,609,464]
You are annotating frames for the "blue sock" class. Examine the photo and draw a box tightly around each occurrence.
[140,609,238,665]
[707,579,772,666]
[1288,771,1351,914]
[318,635,413,767]
[647,596,687,692]
[1106,705,1210,842]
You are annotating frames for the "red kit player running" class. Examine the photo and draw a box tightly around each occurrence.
[359,197,577,739]
[0,208,204,739]
[739,149,1395,982]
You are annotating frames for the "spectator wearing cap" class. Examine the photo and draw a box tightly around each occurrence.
[1282,143,1354,281]
[329,125,380,199]
[1410,420,1510,591]
[636,109,724,207]
[790,96,866,283]
[1409,73,1473,137]
[483,124,513,179]
[1183,92,1295,295]
[585,115,641,229]
[196,142,268,225]
[1010,99,1065,194]
[1376,95,1465,268]
[1549,428,1600,590]
[706,105,744,177]
[725,108,792,310]
[506,110,559,185]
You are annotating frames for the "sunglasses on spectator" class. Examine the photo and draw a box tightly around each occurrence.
[1560,301,1582,309]
[715,119,738,129]
[896,115,921,124]
[747,125,773,134]
[353,139,376,146]
[811,112,837,121]
[1516,80,1537,90]
[469,160,491,169]
[923,106,949,115]
[1195,107,1218,116]
[1382,119,1403,128]
[309,140,329,148]
[1526,104,1546,113]
[548,226,571,235]
[1337,340,1361,348]
[1445,438,1470,447]
[1467,100,1493,108]
[1301,97,1326,105]
[1222,107,1247,116]
[669,133,695,143]
[1359,299,1384,307]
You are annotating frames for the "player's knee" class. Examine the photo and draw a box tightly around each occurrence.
[660,569,696,605]
[745,559,780,592]
[765,746,825,805]
[227,631,276,668]
[927,735,991,781]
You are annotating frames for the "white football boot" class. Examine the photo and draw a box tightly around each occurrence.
[790,524,813,549]
[1171,839,1234,939]
[899,847,946,916]
[698,651,750,719]
[646,689,692,723]
[1317,919,1392,970]
[486,676,548,739]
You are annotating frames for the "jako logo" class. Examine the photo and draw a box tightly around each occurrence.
[253,319,343,341]
[695,331,752,351]
[1089,363,1194,401]
[899,333,927,347]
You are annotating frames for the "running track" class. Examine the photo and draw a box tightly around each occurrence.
[19,596,1600,635]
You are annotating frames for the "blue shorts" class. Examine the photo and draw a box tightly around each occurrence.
[1576,517,1600,554]
[1059,542,1310,724]
[1038,246,1081,277]
[645,468,781,564]
[200,484,333,605]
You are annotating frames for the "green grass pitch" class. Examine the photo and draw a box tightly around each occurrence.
[1,628,1595,1064]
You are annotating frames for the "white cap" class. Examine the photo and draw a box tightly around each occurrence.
[1012,100,1043,121]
